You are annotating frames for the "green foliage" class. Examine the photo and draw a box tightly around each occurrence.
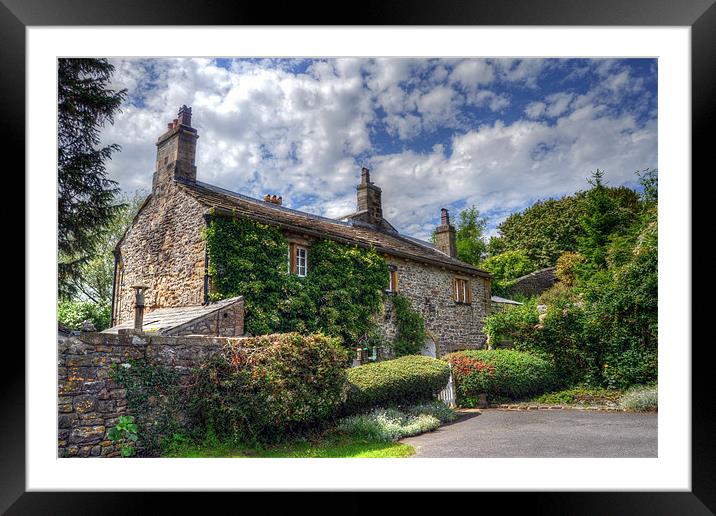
[490,192,587,268]
[390,295,427,356]
[58,299,111,331]
[336,407,441,442]
[189,333,348,443]
[64,191,146,306]
[488,173,641,268]
[110,359,181,456]
[484,299,539,345]
[577,170,640,269]
[58,58,127,299]
[479,250,537,296]
[107,415,139,457]
[481,171,657,390]
[308,239,389,345]
[619,384,658,412]
[205,216,388,345]
[555,251,586,287]
[205,216,288,335]
[432,205,488,265]
[345,355,450,413]
[443,349,559,404]
[532,387,623,406]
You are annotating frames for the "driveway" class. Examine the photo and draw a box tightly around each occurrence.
[402,409,657,457]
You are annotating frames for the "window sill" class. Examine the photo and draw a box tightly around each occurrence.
[454,301,472,306]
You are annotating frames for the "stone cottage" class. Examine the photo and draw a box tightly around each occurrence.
[108,106,492,356]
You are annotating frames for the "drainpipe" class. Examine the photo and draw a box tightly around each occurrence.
[110,251,119,326]
[203,213,211,305]
[131,285,148,333]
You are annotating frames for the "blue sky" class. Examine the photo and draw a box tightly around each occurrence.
[103,57,657,240]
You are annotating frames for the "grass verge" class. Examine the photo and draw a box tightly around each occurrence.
[162,435,414,458]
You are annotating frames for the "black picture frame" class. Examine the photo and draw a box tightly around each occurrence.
[5,0,709,513]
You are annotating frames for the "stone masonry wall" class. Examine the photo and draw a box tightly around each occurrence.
[377,256,491,357]
[166,298,245,337]
[114,183,207,326]
[58,331,240,458]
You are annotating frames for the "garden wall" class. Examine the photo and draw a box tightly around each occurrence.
[58,330,242,458]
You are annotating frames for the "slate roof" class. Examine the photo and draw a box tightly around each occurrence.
[491,295,523,305]
[102,296,243,335]
[178,180,489,277]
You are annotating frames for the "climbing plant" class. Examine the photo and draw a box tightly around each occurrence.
[205,215,389,346]
[390,294,428,356]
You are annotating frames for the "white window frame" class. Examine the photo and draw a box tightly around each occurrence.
[295,246,308,277]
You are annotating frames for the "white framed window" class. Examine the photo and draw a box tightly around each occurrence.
[295,246,307,277]
[288,243,308,277]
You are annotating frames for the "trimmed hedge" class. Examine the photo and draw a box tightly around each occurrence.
[443,349,558,405]
[189,333,348,442]
[345,355,450,413]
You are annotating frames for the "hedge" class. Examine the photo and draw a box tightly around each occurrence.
[345,355,450,413]
[443,349,558,405]
[189,333,348,442]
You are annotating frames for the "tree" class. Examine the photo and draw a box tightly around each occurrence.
[577,170,640,269]
[432,205,488,266]
[58,58,126,299]
[66,191,147,305]
[479,250,536,296]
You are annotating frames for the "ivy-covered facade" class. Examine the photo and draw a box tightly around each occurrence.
[110,106,492,356]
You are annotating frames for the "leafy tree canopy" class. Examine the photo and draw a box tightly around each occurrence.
[488,171,641,268]
[58,58,126,299]
[431,205,488,266]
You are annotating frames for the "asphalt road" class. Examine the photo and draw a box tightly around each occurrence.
[402,409,658,457]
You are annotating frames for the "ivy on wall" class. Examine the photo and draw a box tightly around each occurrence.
[390,294,428,356]
[205,215,390,346]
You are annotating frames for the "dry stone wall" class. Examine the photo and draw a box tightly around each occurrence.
[114,183,207,325]
[378,256,491,356]
[58,331,241,458]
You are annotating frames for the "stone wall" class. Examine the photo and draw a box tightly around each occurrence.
[58,331,241,458]
[113,183,207,326]
[508,267,557,297]
[167,298,245,337]
[377,256,491,356]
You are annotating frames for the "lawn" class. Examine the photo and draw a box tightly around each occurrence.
[162,435,415,458]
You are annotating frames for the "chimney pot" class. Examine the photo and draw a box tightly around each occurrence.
[361,167,370,185]
[441,208,450,225]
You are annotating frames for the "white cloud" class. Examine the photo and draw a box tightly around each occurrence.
[100,58,656,242]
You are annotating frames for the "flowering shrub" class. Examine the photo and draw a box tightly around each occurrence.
[444,349,558,405]
[189,333,348,443]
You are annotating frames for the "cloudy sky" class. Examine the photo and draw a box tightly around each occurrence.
[102,57,657,240]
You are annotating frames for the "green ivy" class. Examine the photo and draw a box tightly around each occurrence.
[110,359,181,456]
[205,215,389,346]
[390,294,427,356]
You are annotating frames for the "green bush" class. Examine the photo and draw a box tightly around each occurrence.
[345,356,450,413]
[619,384,657,412]
[189,333,348,443]
[479,250,536,296]
[443,349,558,404]
[58,300,111,331]
[484,299,539,345]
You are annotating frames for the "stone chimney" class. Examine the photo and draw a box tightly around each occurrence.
[152,105,199,196]
[434,208,457,258]
[356,167,383,224]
